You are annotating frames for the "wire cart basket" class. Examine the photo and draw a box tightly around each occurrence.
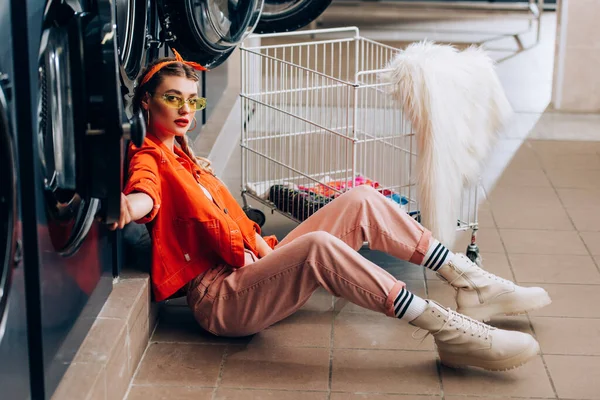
[239,27,481,261]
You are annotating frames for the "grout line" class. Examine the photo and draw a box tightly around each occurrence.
[211,346,230,400]
[122,320,160,400]
[488,145,560,400]
[533,148,600,275]
[527,317,560,399]
[436,358,446,400]
[130,383,216,389]
[527,144,579,400]
[327,304,335,400]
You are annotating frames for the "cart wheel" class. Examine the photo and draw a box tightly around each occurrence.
[466,245,482,266]
[244,207,266,227]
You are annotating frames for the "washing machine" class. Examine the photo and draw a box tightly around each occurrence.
[153,0,334,68]
[9,0,143,397]
[0,0,31,398]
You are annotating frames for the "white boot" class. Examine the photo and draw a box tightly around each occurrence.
[437,253,552,322]
[410,300,540,371]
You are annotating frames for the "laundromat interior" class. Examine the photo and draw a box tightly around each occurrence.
[2,0,600,399]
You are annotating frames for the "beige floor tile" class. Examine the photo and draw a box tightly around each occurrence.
[127,385,214,400]
[453,228,505,254]
[220,346,330,391]
[133,343,225,386]
[537,153,600,170]
[566,207,600,232]
[333,312,435,351]
[331,394,439,400]
[557,188,600,208]
[529,140,600,155]
[531,317,600,356]
[528,284,600,318]
[509,254,600,284]
[331,349,441,395]
[492,204,574,230]
[446,397,551,400]
[301,288,334,312]
[528,115,600,141]
[499,229,588,255]
[248,310,332,348]
[581,231,600,255]
[498,144,543,170]
[545,355,600,400]
[478,252,515,280]
[477,208,496,229]
[493,168,551,188]
[488,185,563,208]
[440,356,554,398]
[546,169,600,189]
[215,388,328,400]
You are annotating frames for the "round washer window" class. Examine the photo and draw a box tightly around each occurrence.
[254,0,332,34]
[158,0,263,68]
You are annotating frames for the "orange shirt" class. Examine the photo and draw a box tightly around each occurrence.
[124,134,277,301]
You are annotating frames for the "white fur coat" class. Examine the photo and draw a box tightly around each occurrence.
[380,41,512,247]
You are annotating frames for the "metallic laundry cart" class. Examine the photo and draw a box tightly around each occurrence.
[239,27,482,262]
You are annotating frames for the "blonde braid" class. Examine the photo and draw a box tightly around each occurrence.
[175,135,214,174]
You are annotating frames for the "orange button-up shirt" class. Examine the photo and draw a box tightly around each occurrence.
[124,134,276,301]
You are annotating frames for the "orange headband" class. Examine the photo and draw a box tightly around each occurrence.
[140,49,207,87]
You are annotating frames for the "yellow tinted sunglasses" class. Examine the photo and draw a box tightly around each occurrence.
[156,93,207,111]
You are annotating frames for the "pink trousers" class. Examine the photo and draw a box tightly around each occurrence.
[186,185,432,337]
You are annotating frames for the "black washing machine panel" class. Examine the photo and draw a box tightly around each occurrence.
[157,0,264,69]
[0,0,31,398]
[18,0,143,397]
[254,0,332,34]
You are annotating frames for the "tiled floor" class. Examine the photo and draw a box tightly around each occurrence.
[125,8,600,400]
[126,139,600,400]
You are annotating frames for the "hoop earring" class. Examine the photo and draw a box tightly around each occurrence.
[188,117,197,132]
[145,109,150,127]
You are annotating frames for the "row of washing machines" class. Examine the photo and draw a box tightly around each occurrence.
[0,0,331,398]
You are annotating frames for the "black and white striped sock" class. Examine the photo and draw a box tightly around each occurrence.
[421,239,453,271]
[393,288,428,321]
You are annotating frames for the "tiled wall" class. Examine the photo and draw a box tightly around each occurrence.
[51,274,159,400]
[552,0,600,112]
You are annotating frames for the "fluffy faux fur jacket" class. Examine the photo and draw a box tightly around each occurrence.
[380,41,512,247]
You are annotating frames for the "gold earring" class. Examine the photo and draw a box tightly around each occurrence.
[188,117,197,132]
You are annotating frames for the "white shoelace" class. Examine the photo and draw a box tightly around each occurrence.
[413,306,493,343]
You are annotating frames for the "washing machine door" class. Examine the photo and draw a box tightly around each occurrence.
[114,0,153,96]
[157,0,264,69]
[254,0,332,33]
[0,77,18,341]
[37,0,144,256]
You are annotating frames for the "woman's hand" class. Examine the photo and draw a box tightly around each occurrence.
[109,193,134,231]
[108,192,154,230]
[255,232,273,258]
